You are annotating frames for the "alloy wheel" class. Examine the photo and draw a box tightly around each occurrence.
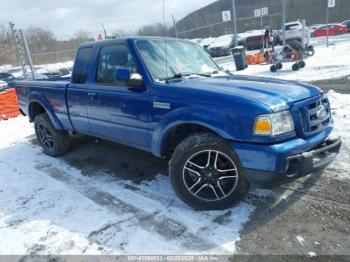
[182,150,239,201]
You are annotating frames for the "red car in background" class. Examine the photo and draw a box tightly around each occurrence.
[311,24,348,37]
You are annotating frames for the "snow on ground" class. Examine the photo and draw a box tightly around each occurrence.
[222,40,350,82]
[39,61,74,71]
[0,89,349,255]
[0,117,254,255]
[326,91,350,180]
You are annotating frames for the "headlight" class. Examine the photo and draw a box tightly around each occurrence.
[254,110,294,136]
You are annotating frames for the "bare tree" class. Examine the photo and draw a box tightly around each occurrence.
[112,29,135,38]
[0,23,15,65]
[138,22,171,37]
[25,27,56,54]
[72,30,92,45]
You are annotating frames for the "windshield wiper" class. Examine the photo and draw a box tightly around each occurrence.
[161,73,184,82]
[177,72,214,78]
[161,71,219,82]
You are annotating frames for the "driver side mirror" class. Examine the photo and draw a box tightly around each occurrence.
[115,68,143,86]
[115,68,131,81]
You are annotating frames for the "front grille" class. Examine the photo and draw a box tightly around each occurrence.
[292,94,332,137]
[303,96,331,136]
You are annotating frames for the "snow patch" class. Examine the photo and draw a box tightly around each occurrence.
[296,235,305,246]
[325,90,350,180]
[0,117,254,255]
[309,252,317,257]
[222,41,350,82]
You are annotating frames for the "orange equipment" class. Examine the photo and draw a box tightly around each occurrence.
[0,88,21,121]
[246,52,265,65]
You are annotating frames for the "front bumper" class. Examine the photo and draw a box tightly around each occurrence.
[232,128,342,187]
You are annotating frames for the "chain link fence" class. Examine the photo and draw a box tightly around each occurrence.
[4,0,350,67]
[177,0,283,39]
[31,48,77,65]
[176,0,350,39]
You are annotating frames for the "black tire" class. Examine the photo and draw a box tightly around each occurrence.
[270,65,277,72]
[276,63,283,70]
[335,30,341,36]
[34,113,71,157]
[169,132,249,210]
[304,46,315,57]
[298,61,306,68]
[292,63,300,71]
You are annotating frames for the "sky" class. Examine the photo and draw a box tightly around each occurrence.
[1,0,217,39]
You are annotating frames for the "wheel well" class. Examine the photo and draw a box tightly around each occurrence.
[161,124,219,158]
[29,102,46,122]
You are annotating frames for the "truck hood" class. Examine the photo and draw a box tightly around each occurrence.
[168,75,322,111]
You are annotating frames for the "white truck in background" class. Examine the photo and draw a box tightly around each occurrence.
[278,21,311,45]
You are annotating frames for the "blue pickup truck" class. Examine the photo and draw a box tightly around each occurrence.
[14,37,342,210]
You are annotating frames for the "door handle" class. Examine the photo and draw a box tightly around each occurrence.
[88,92,98,100]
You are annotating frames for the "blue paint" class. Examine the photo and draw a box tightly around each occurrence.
[14,37,338,182]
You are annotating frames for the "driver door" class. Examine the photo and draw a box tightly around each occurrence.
[86,43,151,149]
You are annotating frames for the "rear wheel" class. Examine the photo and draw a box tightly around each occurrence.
[169,133,248,210]
[34,113,71,157]
[298,61,306,68]
[276,63,283,70]
[270,65,278,72]
[304,46,315,57]
[292,63,300,71]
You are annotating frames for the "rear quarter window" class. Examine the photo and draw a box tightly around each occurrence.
[72,47,93,84]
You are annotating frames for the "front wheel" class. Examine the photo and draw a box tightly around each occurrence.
[298,61,306,68]
[34,113,71,157]
[169,133,248,210]
[292,63,300,71]
[276,63,283,70]
[304,46,315,57]
[270,65,278,72]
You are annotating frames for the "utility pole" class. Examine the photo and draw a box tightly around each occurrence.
[101,23,107,39]
[326,3,329,47]
[20,30,36,79]
[9,22,27,77]
[282,0,287,47]
[171,15,178,38]
[326,0,336,47]
[261,13,264,50]
[9,22,36,79]
[232,0,238,46]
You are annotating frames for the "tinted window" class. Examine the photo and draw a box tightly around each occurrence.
[96,44,137,85]
[72,47,93,84]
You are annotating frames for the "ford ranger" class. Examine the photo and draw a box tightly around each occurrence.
[14,37,342,210]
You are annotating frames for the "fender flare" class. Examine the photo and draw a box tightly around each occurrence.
[28,92,64,130]
[151,107,242,157]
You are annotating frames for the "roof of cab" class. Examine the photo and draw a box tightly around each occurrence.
[78,36,189,48]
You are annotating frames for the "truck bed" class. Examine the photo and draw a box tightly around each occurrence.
[15,78,72,130]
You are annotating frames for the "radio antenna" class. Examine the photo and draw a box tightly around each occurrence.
[162,0,169,79]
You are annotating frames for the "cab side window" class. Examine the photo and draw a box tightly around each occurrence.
[96,44,138,85]
[72,47,93,84]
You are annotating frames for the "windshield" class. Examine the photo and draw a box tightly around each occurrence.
[135,39,220,81]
